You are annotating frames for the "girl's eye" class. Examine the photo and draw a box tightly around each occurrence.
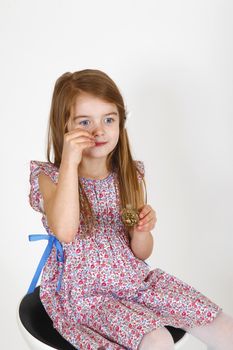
[79,120,90,127]
[105,117,114,123]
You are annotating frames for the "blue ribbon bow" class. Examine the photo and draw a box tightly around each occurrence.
[27,234,64,294]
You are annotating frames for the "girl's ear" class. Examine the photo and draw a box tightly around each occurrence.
[124,111,131,127]
[126,111,131,119]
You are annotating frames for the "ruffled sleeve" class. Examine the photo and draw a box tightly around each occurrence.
[135,160,145,183]
[29,160,58,214]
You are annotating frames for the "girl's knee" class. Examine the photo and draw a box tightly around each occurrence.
[187,311,233,336]
[138,327,174,350]
[210,311,233,335]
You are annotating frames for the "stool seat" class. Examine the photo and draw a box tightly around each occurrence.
[18,286,187,349]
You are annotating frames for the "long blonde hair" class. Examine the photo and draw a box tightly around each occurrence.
[46,69,146,238]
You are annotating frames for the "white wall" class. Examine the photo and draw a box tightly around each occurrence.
[0,1,232,349]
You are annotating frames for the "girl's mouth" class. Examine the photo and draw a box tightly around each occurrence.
[94,142,107,147]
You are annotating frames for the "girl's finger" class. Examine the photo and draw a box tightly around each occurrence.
[139,208,151,219]
[65,129,95,141]
[138,218,156,229]
[138,213,156,225]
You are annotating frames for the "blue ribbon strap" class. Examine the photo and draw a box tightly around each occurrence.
[27,234,64,294]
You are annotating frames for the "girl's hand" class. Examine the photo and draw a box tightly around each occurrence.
[133,204,157,233]
[61,127,96,167]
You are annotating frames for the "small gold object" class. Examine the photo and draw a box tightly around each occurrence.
[121,204,139,227]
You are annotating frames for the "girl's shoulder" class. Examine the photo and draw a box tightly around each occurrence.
[30,159,58,170]
[134,160,145,181]
[134,160,145,175]
[29,160,59,214]
[30,160,59,174]
[30,160,59,184]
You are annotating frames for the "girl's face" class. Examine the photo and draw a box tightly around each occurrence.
[67,92,120,159]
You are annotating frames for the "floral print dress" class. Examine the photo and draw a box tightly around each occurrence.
[28,160,222,350]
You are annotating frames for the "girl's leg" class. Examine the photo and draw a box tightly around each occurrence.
[184,311,233,349]
[138,327,175,350]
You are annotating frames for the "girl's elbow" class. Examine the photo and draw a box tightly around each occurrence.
[56,232,76,244]
[53,226,79,244]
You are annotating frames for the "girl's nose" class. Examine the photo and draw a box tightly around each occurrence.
[92,125,105,137]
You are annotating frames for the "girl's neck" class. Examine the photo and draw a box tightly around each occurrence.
[78,170,111,180]
[78,159,110,180]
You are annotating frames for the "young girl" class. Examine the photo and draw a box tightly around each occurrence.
[28,69,233,350]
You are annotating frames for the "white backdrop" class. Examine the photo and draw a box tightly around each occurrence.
[0,1,232,349]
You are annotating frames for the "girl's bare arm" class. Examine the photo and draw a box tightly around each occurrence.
[38,160,80,243]
[38,128,95,243]
[130,230,154,260]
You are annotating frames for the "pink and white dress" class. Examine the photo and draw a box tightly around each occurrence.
[28,160,222,350]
